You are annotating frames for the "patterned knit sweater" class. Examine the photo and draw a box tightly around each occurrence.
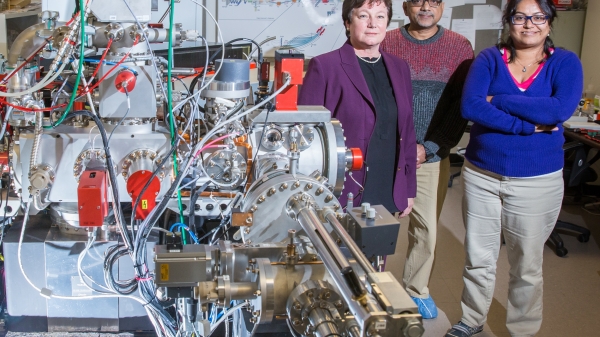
[381,25,473,162]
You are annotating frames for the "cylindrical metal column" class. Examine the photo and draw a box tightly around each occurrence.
[291,201,370,329]
[308,308,341,337]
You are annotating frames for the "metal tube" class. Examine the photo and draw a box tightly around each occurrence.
[309,308,341,337]
[291,201,370,329]
[229,282,258,300]
[324,209,376,274]
[297,206,350,271]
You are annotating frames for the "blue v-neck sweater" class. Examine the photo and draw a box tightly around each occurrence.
[462,46,583,177]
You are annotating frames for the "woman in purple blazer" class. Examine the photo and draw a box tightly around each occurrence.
[298,0,417,216]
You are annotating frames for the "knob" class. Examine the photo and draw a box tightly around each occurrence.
[366,208,376,219]
[361,202,370,214]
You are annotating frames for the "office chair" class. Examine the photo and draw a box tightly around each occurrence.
[448,124,470,188]
[547,142,593,257]
[448,150,465,188]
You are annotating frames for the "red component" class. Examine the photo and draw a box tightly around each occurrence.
[274,51,304,111]
[74,101,85,111]
[349,148,363,171]
[114,70,137,93]
[77,170,108,227]
[126,170,161,220]
[552,0,571,7]
[148,23,164,29]
[0,151,9,172]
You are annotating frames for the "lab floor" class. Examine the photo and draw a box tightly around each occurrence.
[385,175,600,337]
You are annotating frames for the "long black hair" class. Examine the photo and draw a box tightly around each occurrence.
[498,0,557,63]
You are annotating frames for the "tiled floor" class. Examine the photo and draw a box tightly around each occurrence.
[385,174,600,337]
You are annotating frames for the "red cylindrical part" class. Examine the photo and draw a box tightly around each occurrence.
[350,147,363,171]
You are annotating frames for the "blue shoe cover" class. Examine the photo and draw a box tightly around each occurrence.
[411,295,438,319]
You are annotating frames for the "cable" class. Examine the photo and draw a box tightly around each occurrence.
[90,38,114,80]
[120,0,168,104]
[248,105,272,185]
[169,223,199,244]
[208,301,247,336]
[0,106,13,140]
[107,88,130,143]
[46,0,86,120]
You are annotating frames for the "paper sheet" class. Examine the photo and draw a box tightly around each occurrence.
[452,19,476,50]
[444,0,465,8]
[439,8,453,30]
[465,0,486,4]
[473,5,503,30]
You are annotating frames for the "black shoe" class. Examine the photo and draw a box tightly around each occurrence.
[445,321,484,337]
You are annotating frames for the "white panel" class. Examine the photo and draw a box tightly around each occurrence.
[42,0,75,22]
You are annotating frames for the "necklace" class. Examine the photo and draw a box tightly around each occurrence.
[357,54,381,64]
[514,56,543,72]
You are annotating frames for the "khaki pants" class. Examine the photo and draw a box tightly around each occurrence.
[403,157,450,298]
[460,160,563,336]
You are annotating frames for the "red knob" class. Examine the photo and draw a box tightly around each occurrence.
[115,70,136,93]
[349,147,363,171]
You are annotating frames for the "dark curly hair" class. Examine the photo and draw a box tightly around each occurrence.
[498,0,557,63]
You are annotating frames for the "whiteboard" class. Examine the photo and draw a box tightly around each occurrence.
[217,0,347,58]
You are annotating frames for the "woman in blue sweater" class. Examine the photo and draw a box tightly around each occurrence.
[446,1,583,337]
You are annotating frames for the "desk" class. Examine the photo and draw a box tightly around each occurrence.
[564,129,600,150]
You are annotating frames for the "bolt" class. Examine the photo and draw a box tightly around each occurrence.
[258,195,265,203]
[269,187,276,195]
[254,290,261,296]
[316,187,324,195]
[250,205,258,212]
[293,181,300,188]
[281,183,288,190]
[307,291,314,298]
[306,183,313,190]
[244,227,251,234]
[325,195,333,203]
[293,318,301,326]
[293,302,302,310]
[334,300,343,308]
[322,291,331,299]
[246,217,253,224]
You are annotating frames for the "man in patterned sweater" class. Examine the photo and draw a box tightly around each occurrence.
[381,0,473,319]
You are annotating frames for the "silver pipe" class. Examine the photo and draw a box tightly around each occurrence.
[162,68,197,76]
[76,62,97,116]
[324,209,376,274]
[29,111,43,174]
[291,201,369,330]
[297,205,350,271]
[7,23,48,66]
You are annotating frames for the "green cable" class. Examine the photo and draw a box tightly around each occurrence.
[167,0,187,244]
[44,0,85,129]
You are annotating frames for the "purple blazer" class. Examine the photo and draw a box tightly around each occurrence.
[298,40,417,211]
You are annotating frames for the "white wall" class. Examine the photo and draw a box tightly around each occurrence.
[581,1,600,95]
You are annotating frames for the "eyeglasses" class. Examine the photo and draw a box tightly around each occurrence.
[406,0,443,8]
[511,14,549,25]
